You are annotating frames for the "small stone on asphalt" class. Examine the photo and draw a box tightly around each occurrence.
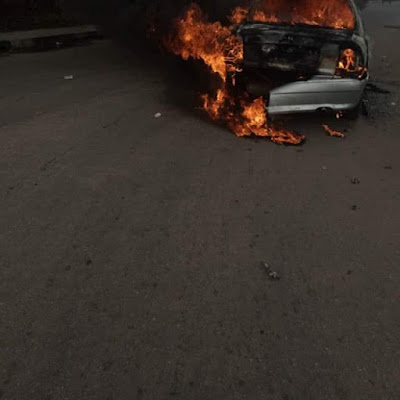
[262,262,281,280]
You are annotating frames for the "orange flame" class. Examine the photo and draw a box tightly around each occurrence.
[323,124,345,138]
[338,48,356,71]
[229,6,249,25]
[164,4,242,82]
[231,0,355,30]
[336,48,368,78]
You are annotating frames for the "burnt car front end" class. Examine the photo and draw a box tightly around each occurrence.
[236,0,369,116]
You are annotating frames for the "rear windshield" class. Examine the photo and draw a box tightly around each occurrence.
[249,0,355,30]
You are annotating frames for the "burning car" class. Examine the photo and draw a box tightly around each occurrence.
[164,0,368,143]
[235,0,370,118]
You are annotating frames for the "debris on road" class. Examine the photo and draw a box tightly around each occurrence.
[390,102,396,107]
[262,262,281,280]
[384,165,393,170]
[351,205,358,211]
[64,75,74,80]
[321,165,328,171]
[154,112,162,118]
[351,178,360,184]
[323,124,345,138]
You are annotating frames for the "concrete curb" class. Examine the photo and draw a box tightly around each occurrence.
[0,25,100,52]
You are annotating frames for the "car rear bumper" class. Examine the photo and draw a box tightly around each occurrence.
[266,75,368,115]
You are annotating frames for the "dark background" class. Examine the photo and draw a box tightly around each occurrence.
[0,0,372,32]
[0,0,71,31]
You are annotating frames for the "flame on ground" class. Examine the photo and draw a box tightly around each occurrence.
[323,124,345,138]
[164,3,304,145]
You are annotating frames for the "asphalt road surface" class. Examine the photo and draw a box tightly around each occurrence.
[1,2,400,400]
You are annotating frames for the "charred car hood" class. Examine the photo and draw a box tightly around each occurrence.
[238,23,354,43]
[237,23,357,76]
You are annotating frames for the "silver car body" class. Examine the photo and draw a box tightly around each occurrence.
[267,75,368,114]
[237,0,370,115]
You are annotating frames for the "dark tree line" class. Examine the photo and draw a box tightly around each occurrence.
[0,0,70,31]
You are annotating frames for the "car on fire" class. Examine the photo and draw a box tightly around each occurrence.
[235,0,370,118]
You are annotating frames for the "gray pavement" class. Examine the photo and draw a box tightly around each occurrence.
[1,2,400,400]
